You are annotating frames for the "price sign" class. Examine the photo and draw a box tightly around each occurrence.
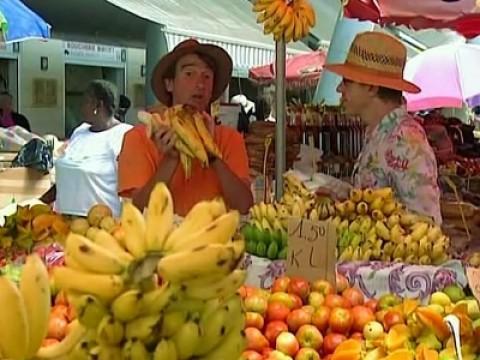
[466,267,480,302]
[286,217,336,285]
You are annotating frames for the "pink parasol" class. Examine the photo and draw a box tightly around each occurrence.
[249,50,327,88]
[404,43,480,111]
[343,0,480,38]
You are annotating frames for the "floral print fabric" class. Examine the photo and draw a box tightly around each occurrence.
[352,106,442,224]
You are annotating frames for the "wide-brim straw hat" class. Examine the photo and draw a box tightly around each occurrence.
[151,39,233,105]
[324,31,421,94]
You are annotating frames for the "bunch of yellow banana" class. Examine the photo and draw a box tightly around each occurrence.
[252,0,316,42]
[138,104,222,178]
[333,187,452,265]
[40,182,247,359]
[0,254,51,360]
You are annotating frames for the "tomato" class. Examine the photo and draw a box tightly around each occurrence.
[286,308,312,332]
[382,310,404,331]
[325,294,351,309]
[287,277,311,302]
[365,299,379,313]
[267,302,291,322]
[323,333,347,354]
[329,307,353,334]
[342,288,364,306]
[47,314,68,340]
[264,321,289,346]
[245,312,265,330]
[351,305,375,333]
[351,332,364,341]
[245,327,270,352]
[272,276,291,293]
[41,338,59,347]
[51,304,69,320]
[54,291,68,306]
[336,273,349,293]
[240,350,263,360]
[311,305,331,332]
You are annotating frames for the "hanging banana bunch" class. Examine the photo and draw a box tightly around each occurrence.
[252,0,316,43]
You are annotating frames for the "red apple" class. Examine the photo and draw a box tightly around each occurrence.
[272,276,291,293]
[286,309,312,332]
[325,294,350,309]
[377,293,402,310]
[241,350,264,360]
[382,310,404,331]
[265,321,289,346]
[311,306,331,332]
[295,324,323,350]
[351,332,364,341]
[302,305,316,315]
[276,332,300,357]
[287,277,311,302]
[244,295,269,315]
[308,292,325,308]
[311,280,335,296]
[267,302,291,322]
[268,350,294,360]
[270,292,295,309]
[289,294,304,310]
[365,299,379,312]
[245,327,269,352]
[342,288,364,306]
[295,347,321,360]
[245,312,265,330]
[262,347,274,358]
[329,307,353,334]
[351,305,375,333]
[336,273,349,293]
[323,333,347,354]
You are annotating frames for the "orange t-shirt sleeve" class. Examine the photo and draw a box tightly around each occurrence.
[118,126,158,198]
[219,128,251,185]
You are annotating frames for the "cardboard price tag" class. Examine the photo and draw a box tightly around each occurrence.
[466,267,480,302]
[286,217,336,285]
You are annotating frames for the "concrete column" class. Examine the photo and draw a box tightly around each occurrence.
[314,14,374,105]
[145,21,169,107]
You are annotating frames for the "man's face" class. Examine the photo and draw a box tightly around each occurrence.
[336,78,372,116]
[165,53,214,112]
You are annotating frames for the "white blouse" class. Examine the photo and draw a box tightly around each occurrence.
[54,122,132,217]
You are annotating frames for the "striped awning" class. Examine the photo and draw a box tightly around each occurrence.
[105,0,310,77]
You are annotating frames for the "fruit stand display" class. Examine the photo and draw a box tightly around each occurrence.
[239,275,480,360]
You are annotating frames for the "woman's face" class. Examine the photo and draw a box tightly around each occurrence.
[81,92,98,124]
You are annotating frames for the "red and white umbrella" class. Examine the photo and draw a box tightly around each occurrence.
[343,0,480,38]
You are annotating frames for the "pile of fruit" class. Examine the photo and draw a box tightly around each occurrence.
[0,203,69,252]
[37,183,247,359]
[252,0,316,42]
[239,274,480,360]
[138,105,222,178]
[244,173,315,260]
[41,291,76,348]
[334,188,451,265]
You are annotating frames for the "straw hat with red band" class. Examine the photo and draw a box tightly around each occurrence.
[151,39,233,106]
[324,31,421,94]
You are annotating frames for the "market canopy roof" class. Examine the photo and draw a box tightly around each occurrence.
[105,0,310,77]
[249,50,327,88]
[344,0,480,38]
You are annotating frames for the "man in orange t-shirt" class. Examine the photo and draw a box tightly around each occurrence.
[118,39,253,216]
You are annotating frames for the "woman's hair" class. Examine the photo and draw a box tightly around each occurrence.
[86,80,118,117]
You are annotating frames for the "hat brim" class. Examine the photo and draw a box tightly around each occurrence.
[151,44,233,106]
[324,63,421,94]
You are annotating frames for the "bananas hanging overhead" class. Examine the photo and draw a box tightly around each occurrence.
[252,0,316,42]
[137,105,222,178]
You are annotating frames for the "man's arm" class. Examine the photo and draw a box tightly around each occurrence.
[211,158,253,214]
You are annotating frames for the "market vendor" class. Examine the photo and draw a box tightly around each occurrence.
[117,39,253,216]
[324,31,442,224]
[40,80,132,217]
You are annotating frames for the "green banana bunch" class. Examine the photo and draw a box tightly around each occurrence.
[153,339,177,360]
[97,315,124,345]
